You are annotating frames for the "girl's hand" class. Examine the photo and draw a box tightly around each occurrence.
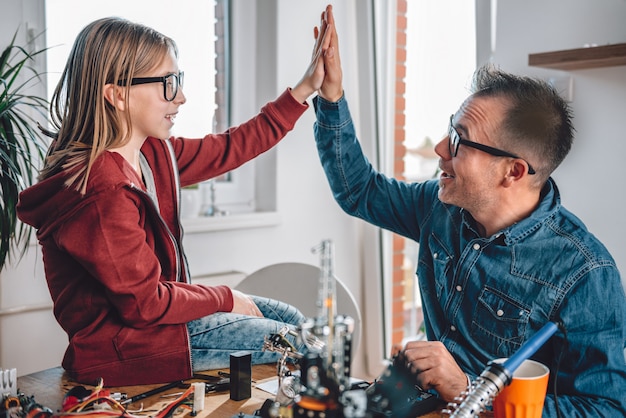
[230,289,264,317]
[290,5,335,103]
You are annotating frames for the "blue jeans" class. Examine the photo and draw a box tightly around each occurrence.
[187,295,306,371]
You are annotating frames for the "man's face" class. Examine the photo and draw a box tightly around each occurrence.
[434,96,510,215]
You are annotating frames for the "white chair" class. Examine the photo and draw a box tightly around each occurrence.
[235,262,362,353]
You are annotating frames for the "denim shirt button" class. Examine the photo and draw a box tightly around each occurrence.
[456,285,462,292]
[496,309,504,317]
[472,243,480,250]
[433,252,438,259]
[450,325,457,331]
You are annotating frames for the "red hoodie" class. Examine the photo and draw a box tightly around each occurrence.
[16,89,307,386]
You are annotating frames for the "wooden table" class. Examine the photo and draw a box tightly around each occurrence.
[17,365,277,417]
[16,366,487,417]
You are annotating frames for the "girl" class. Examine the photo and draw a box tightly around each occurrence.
[17,10,332,386]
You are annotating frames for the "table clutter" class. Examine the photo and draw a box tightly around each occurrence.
[5,240,502,417]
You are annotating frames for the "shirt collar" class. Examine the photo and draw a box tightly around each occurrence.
[460,178,561,245]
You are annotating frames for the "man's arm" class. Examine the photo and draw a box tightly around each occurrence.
[312,4,435,239]
[542,267,626,417]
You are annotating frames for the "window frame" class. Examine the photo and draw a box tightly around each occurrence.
[43,0,269,221]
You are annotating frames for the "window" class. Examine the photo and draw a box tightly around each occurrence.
[398,0,476,345]
[46,0,217,139]
[45,0,257,217]
[361,1,478,370]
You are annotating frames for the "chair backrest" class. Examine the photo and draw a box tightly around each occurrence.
[235,262,362,353]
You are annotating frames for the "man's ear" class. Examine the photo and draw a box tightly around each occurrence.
[103,84,126,111]
[502,160,526,187]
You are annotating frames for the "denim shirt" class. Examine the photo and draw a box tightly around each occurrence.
[313,95,626,417]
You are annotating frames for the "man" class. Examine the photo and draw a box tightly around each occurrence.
[313,6,625,416]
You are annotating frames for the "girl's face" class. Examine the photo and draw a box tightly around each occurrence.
[128,50,186,142]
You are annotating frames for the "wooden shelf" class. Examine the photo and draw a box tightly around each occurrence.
[528,43,626,70]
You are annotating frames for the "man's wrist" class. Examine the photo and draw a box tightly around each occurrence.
[319,89,344,103]
[465,373,472,389]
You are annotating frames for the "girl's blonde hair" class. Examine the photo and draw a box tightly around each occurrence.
[39,17,177,194]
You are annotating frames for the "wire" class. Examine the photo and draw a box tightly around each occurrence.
[52,383,195,418]
[151,386,194,418]
[3,378,196,418]
[552,321,568,418]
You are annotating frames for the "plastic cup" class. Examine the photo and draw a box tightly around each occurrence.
[492,358,550,418]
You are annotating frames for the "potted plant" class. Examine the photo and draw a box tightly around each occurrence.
[0,30,49,272]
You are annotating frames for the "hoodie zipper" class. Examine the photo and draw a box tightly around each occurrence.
[162,140,195,374]
[127,182,194,376]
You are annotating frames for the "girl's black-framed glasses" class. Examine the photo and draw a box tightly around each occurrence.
[118,71,184,102]
[448,115,536,175]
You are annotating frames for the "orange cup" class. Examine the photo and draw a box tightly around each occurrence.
[492,358,550,418]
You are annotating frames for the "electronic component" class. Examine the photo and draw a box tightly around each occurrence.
[442,322,560,417]
[120,380,186,405]
[1,391,53,418]
[205,378,230,393]
[230,351,252,401]
[365,356,440,417]
[1,368,16,396]
[291,240,357,417]
[254,240,440,417]
[191,382,205,416]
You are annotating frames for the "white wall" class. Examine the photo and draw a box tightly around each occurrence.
[487,0,626,288]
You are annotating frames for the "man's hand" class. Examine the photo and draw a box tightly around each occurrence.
[317,5,343,102]
[400,340,469,402]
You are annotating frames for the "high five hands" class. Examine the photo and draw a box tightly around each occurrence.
[315,5,343,102]
[291,5,343,104]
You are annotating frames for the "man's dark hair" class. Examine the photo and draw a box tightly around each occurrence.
[471,64,574,180]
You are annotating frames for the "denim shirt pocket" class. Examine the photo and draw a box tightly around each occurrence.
[420,234,453,300]
[471,286,530,358]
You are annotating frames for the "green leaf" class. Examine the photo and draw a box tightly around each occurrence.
[0,29,49,272]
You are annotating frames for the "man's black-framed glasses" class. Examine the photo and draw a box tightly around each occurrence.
[119,71,184,102]
[448,115,536,175]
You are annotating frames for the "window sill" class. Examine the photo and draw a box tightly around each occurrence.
[181,211,281,234]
